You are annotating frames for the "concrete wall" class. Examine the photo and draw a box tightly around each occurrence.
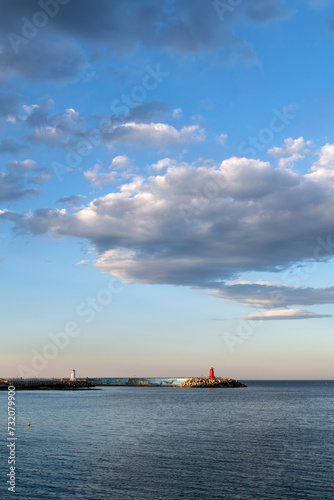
[88,378,188,386]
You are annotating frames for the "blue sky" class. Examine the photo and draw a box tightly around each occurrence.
[1,0,334,379]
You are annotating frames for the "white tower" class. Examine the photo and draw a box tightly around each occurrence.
[70,369,76,381]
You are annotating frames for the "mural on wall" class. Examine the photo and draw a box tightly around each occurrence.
[89,378,188,386]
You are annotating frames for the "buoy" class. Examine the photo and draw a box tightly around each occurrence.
[28,423,30,426]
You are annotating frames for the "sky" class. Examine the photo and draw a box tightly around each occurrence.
[0,0,334,380]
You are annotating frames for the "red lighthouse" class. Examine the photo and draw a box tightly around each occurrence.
[209,367,215,379]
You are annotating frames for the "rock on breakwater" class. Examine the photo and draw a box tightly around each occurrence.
[180,377,247,388]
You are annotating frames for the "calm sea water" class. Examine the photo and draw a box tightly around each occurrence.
[1,381,333,499]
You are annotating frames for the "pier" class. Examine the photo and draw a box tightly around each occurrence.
[0,379,95,390]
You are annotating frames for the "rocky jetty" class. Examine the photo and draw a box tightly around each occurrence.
[180,377,247,388]
[0,379,96,390]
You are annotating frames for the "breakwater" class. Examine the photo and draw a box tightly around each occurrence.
[0,377,247,389]
[180,377,247,388]
[0,379,95,390]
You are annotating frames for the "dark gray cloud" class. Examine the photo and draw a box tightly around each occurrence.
[0,32,86,83]
[0,0,86,81]
[0,0,292,83]
[25,106,85,147]
[210,282,334,309]
[27,173,52,184]
[329,17,334,34]
[120,101,170,124]
[0,92,24,118]
[1,0,229,52]
[25,105,50,128]
[0,159,51,200]
[56,194,86,208]
[307,0,329,8]
[246,0,291,23]
[6,159,36,173]
[0,171,39,201]
[0,138,28,154]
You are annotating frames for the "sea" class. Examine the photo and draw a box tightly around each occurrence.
[0,381,333,499]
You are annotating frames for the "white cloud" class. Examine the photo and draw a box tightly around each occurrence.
[84,156,134,187]
[268,137,313,169]
[306,143,334,182]
[110,155,132,170]
[84,164,118,188]
[65,108,80,120]
[268,137,312,158]
[151,158,177,171]
[225,278,286,287]
[240,309,332,320]
[172,108,183,119]
[278,153,304,169]
[22,104,39,115]
[75,260,89,266]
[217,133,228,146]
[218,156,297,199]
[101,122,206,148]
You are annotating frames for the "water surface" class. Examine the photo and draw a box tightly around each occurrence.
[1,381,333,499]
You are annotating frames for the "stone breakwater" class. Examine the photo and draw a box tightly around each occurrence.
[0,379,95,390]
[180,377,247,388]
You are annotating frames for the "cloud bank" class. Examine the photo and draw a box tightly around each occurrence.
[0,0,293,83]
[1,151,334,315]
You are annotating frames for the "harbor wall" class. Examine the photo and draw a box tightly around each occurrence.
[88,378,189,386]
